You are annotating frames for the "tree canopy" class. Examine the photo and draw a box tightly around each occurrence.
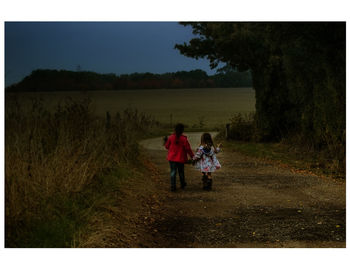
[175,22,345,161]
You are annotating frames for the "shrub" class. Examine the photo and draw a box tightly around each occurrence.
[226,113,256,141]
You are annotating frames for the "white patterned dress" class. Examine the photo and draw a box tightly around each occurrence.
[193,145,221,173]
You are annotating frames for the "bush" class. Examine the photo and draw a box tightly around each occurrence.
[226,113,256,141]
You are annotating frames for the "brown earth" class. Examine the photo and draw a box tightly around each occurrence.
[138,133,346,248]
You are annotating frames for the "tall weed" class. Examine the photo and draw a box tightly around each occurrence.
[5,95,156,247]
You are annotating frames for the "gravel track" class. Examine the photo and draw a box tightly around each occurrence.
[140,133,345,248]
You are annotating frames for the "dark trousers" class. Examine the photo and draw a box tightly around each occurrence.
[169,161,185,189]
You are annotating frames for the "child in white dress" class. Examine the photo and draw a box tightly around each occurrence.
[193,133,222,190]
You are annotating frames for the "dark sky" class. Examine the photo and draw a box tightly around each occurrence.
[5,22,216,86]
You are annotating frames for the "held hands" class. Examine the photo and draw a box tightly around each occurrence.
[186,158,196,165]
[190,156,199,165]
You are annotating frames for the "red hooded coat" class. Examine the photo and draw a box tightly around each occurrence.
[165,134,194,163]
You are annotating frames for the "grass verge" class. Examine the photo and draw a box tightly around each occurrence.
[220,136,345,181]
[5,95,159,247]
[7,165,133,247]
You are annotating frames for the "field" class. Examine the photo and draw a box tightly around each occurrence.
[8,88,255,128]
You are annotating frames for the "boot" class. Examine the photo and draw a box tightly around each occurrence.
[207,178,212,190]
[202,175,209,190]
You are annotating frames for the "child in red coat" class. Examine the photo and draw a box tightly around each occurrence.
[164,123,194,191]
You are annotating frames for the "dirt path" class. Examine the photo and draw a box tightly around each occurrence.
[140,133,346,248]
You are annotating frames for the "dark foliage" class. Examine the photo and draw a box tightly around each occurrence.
[6,68,252,92]
[175,22,345,170]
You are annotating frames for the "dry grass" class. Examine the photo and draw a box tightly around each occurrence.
[5,95,157,247]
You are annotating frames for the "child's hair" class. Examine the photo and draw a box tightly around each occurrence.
[201,133,215,148]
[174,123,184,144]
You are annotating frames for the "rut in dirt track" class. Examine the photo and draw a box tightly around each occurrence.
[140,133,346,248]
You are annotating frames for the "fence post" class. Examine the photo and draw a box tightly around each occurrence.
[226,123,230,139]
[106,111,111,130]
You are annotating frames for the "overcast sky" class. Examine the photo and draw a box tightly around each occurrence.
[5,22,216,86]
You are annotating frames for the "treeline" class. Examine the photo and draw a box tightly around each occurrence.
[176,22,345,171]
[6,68,252,92]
